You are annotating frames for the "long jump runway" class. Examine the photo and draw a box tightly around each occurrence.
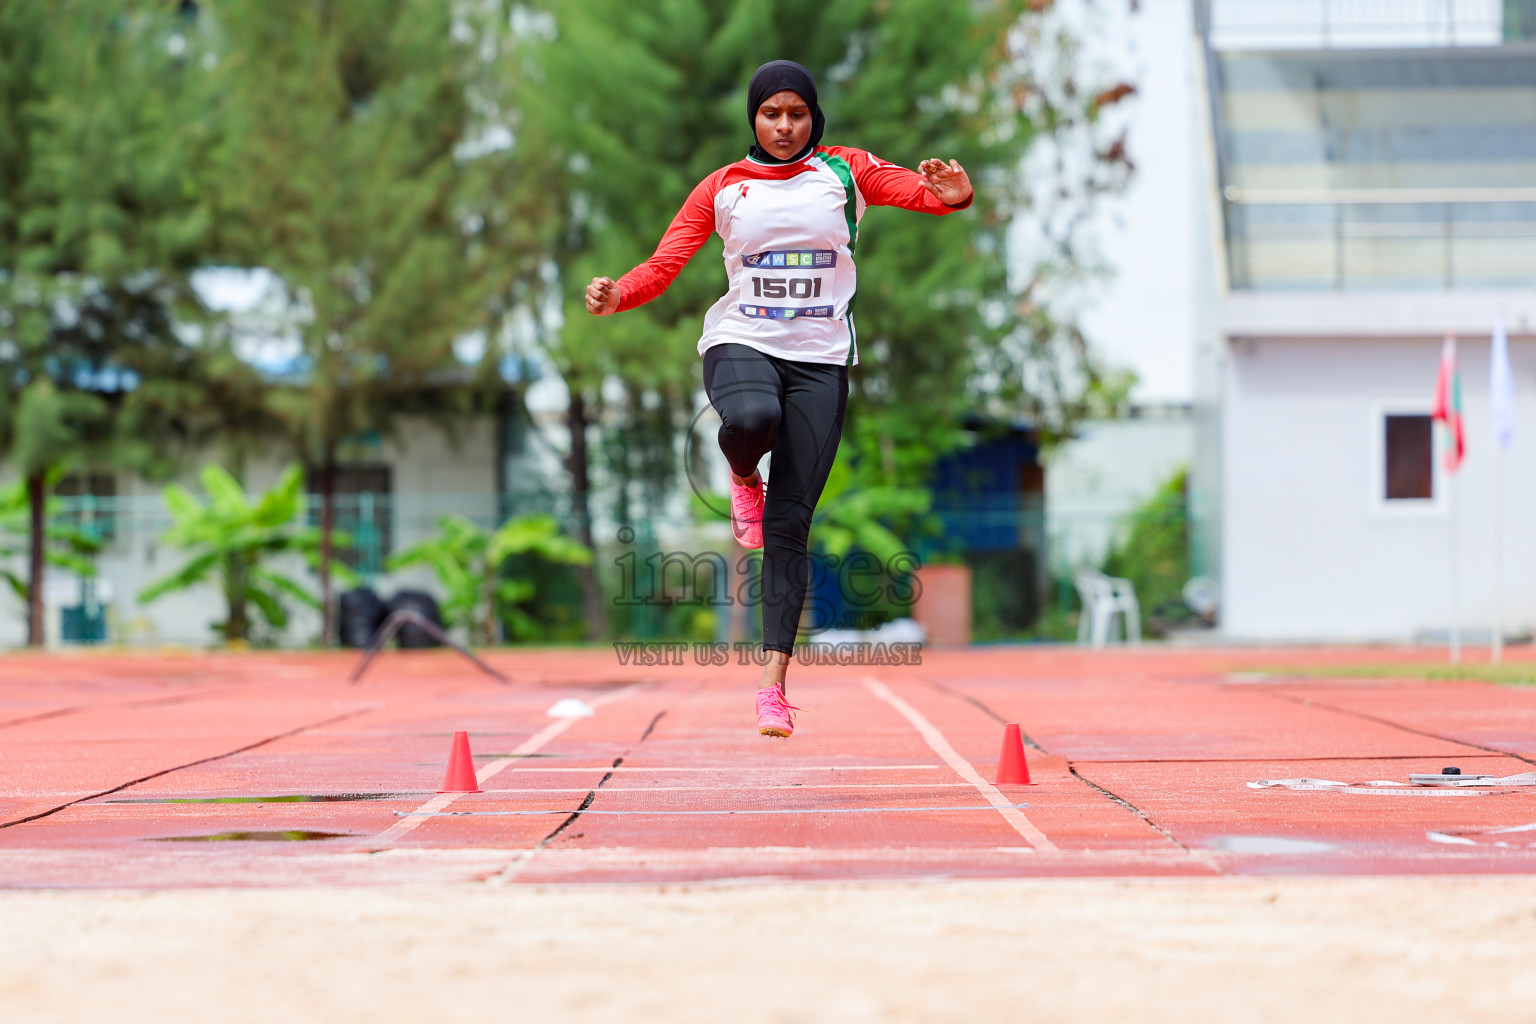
[3,647,1536,887]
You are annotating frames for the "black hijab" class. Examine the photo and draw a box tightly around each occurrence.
[747,60,825,164]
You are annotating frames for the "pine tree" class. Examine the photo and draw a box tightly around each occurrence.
[0,0,241,645]
[207,0,501,643]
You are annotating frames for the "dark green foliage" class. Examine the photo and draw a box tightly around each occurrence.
[385,514,592,644]
[968,547,1042,640]
[0,1,250,642]
[0,473,102,600]
[207,0,511,638]
[510,0,1135,515]
[1101,468,1192,635]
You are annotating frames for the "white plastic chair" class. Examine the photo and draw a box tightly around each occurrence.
[1074,569,1140,648]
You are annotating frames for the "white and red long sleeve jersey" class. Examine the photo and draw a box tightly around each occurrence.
[615,145,971,367]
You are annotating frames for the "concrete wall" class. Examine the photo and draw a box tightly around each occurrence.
[1221,331,1536,640]
[1076,0,1204,406]
[0,415,498,648]
[1046,413,1196,572]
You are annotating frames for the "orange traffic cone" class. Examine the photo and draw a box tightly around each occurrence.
[994,723,1033,785]
[439,730,481,793]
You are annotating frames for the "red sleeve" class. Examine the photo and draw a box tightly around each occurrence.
[614,172,721,311]
[838,147,972,215]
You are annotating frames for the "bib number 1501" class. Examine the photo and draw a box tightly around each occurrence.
[752,277,822,299]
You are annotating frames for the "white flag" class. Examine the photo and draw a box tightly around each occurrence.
[1491,313,1515,449]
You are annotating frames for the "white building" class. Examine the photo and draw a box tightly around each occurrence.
[0,417,504,648]
[1201,0,1536,640]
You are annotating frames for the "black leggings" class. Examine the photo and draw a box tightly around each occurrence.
[703,343,848,654]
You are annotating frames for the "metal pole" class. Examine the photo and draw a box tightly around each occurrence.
[1493,445,1505,664]
[348,609,509,685]
[1449,459,1461,665]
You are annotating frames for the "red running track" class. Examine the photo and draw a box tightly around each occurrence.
[2,646,1536,887]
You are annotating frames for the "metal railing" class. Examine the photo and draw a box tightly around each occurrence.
[1207,0,1534,49]
[9,492,1194,644]
[1224,190,1536,290]
[34,490,570,572]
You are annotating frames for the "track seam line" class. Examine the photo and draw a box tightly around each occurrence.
[0,706,375,831]
[1259,689,1536,766]
[485,701,665,885]
[920,676,1045,750]
[1067,765,1222,871]
[863,676,1056,852]
[359,682,646,853]
[0,687,236,732]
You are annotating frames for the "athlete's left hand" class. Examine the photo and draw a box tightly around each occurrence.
[918,158,973,206]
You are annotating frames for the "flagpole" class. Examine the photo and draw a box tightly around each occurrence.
[1492,446,1504,664]
[1489,310,1515,666]
[1449,463,1460,666]
[1435,333,1465,666]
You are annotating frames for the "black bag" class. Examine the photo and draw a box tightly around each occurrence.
[386,590,445,649]
[337,587,387,649]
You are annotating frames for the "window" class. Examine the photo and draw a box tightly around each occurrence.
[307,465,392,575]
[55,471,118,543]
[1384,414,1433,500]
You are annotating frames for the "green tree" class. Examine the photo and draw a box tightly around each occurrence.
[504,0,1136,575]
[138,464,350,644]
[207,0,503,644]
[813,460,930,565]
[0,0,244,645]
[387,513,593,645]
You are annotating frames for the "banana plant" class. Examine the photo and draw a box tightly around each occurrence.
[138,464,353,643]
[387,514,592,645]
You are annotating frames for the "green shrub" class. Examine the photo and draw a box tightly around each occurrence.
[138,465,348,644]
[1101,468,1192,635]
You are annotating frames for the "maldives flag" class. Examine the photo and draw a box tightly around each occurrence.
[1432,334,1466,472]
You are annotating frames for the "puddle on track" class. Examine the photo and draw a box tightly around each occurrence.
[1209,835,1337,854]
[104,793,412,805]
[150,831,355,843]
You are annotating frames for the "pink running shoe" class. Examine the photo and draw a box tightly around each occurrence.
[756,685,801,738]
[730,472,765,549]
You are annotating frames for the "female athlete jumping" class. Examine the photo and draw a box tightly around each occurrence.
[586,59,972,738]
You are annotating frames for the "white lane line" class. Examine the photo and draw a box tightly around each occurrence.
[397,804,1027,817]
[466,764,946,773]
[863,676,1057,853]
[357,683,644,851]
[476,792,970,798]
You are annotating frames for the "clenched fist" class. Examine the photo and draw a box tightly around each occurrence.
[586,276,621,316]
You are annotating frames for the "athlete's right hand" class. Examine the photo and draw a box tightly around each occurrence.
[585,276,620,316]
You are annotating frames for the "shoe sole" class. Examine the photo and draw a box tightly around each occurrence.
[758,725,792,737]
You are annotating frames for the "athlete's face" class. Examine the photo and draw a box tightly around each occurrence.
[755,90,812,159]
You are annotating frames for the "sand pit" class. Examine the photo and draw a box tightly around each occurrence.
[3,877,1535,1023]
